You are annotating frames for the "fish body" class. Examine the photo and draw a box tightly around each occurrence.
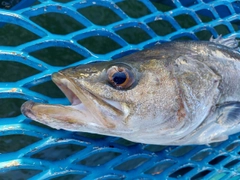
[21,36,240,145]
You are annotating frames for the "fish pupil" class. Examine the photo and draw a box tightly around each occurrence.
[112,72,126,85]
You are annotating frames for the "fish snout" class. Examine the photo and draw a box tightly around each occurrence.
[21,101,37,119]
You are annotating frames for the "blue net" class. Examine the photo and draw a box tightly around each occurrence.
[1,0,240,179]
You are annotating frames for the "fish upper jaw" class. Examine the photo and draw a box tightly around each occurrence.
[21,72,129,134]
[52,72,81,105]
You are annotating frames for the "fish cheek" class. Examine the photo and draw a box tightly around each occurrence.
[173,56,221,126]
[122,71,179,130]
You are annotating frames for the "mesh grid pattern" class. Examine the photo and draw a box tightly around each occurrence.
[1,0,240,179]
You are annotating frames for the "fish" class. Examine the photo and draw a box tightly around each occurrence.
[21,36,240,145]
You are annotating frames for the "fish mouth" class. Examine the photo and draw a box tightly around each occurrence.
[21,72,124,132]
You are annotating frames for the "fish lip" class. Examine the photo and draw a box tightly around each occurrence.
[21,101,37,120]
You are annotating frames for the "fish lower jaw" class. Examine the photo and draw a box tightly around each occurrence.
[21,100,103,130]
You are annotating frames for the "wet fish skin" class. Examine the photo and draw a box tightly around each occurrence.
[21,36,240,145]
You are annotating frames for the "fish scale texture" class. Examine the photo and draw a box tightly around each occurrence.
[0,0,240,179]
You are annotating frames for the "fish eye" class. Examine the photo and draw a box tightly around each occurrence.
[107,65,135,89]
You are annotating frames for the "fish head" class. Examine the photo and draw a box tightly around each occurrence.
[21,45,220,145]
[21,49,184,140]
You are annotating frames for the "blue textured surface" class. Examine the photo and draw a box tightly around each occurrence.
[1,0,240,179]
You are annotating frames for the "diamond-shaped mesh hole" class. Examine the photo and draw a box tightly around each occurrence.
[232,2,240,14]
[74,132,106,140]
[0,98,26,118]
[169,166,194,178]
[209,141,222,147]
[231,20,240,31]
[53,0,74,3]
[196,9,215,22]
[215,5,231,18]
[114,138,136,147]
[78,6,121,26]
[172,36,194,41]
[224,159,240,169]
[174,14,197,29]
[190,169,212,180]
[0,169,41,180]
[144,145,166,152]
[77,36,122,54]
[0,61,40,82]
[116,0,151,18]
[30,80,65,98]
[51,174,86,180]
[0,134,40,153]
[30,12,85,35]
[147,20,176,36]
[116,27,151,44]
[208,155,228,165]
[78,151,121,167]
[145,160,176,175]
[225,142,240,152]
[33,1,41,6]
[151,1,176,12]
[202,0,214,3]
[31,144,85,161]
[30,47,85,66]
[195,30,213,40]
[191,149,212,161]
[114,157,148,171]
[170,146,194,157]
[0,0,25,9]
[0,23,40,46]
[214,24,230,36]
[180,0,197,7]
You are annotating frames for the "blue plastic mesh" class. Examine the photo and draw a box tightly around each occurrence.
[1,0,240,179]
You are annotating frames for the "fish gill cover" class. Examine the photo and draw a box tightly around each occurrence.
[0,0,240,179]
